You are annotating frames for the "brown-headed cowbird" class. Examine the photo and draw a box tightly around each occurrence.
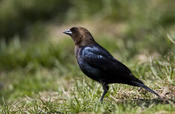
[63,27,160,102]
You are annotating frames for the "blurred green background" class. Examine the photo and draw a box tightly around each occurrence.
[0,0,175,113]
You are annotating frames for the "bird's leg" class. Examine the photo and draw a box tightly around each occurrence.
[100,83,109,102]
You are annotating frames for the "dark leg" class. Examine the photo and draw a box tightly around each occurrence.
[100,83,109,102]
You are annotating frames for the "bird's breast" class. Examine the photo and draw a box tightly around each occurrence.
[75,47,102,82]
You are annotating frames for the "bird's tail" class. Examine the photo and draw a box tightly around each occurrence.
[133,81,161,98]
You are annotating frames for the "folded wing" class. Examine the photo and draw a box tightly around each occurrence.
[82,46,133,82]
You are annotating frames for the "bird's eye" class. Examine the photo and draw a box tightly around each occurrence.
[70,27,78,32]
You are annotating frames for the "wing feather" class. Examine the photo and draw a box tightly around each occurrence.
[82,46,131,74]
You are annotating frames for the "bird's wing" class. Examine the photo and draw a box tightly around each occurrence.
[82,46,131,74]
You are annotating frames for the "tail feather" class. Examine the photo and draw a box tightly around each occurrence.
[133,81,161,98]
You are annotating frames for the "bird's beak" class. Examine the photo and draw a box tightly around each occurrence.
[63,29,72,36]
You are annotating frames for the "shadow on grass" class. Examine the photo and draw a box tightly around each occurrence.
[114,98,175,107]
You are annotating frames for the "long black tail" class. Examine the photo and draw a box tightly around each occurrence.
[133,81,161,98]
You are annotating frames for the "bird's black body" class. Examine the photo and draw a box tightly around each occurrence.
[76,44,142,85]
[63,26,160,102]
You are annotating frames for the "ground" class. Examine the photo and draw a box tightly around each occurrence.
[0,22,175,113]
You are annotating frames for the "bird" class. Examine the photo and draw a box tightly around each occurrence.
[63,26,161,102]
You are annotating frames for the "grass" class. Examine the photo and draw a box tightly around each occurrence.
[0,23,175,113]
[0,0,175,113]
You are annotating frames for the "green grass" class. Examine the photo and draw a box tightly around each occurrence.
[0,31,175,113]
[0,0,175,113]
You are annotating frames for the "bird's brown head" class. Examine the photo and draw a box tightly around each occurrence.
[63,27,95,46]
